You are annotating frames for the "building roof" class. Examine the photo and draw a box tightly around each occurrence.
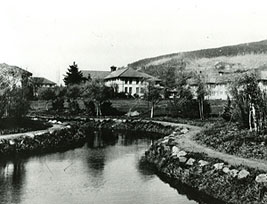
[32,77,56,85]
[0,63,32,76]
[81,70,110,80]
[104,67,160,81]
[254,65,267,81]
[187,70,245,86]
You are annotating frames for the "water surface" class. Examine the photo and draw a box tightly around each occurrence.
[0,129,198,204]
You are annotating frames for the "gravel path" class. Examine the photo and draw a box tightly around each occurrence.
[153,120,267,172]
[0,124,64,140]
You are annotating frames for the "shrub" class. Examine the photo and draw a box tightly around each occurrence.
[68,100,80,114]
[84,100,96,116]
[52,97,65,113]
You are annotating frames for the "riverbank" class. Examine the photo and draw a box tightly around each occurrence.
[0,122,86,156]
[0,118,182,157]
[84,118,267,203]
[2,117,267,203]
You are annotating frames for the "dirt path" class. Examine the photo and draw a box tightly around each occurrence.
[0,124,65,140]
[153,120,267,172]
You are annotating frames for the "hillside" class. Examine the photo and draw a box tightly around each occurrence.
[128,39,267,77]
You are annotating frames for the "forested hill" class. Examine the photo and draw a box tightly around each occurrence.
[128,39,267,77]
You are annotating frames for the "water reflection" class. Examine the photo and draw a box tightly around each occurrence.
[0,159,26,204]
[0,129,201,204]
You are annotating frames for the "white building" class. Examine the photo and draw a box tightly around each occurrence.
[188,66,267,100]
[104,67,161,96]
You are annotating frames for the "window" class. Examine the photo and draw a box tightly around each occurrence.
[140,88,145,93]
[129,87,132,94]
[129,80,132,84]
[136,80,139,84]
[136,87,139,94]
[125,80,128,84]
[125,87,128,93]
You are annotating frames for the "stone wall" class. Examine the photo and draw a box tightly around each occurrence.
[143,133,267,204]
[82,118,181,136]
[0,124,86,156]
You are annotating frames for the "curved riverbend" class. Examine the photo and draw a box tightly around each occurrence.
[1,118,267,203]
[0,129,199,204]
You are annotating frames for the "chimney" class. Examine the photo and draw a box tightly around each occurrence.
[110,66,117,72]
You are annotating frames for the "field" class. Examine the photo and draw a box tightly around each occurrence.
[30,99,225,117]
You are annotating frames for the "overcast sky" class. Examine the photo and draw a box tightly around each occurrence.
[1,0,267,84]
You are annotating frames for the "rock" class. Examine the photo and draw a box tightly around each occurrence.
[237,169,250,179]
[178,156,187,163]
[25,133,35,138]
[171,146,180,156]
[181,128,189,134]
[9,140,15,145]
[186,158,195,166]
[177,151,187,157]
[49,130,55,134]
[162,139,169,144]
[66,125,71,129]
[213,163,224,170]
[229,169,239,177]
[198,160,209,167]
[222,167,230,174]
[256,174,267,183]
[126,111,140,117]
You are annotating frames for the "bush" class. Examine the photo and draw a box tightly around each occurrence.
[84,100,96,116]
[5,88,30,118]
[52,97,65,113]
[68,100,80,114]
[168,99,210,119]
[101,101,124,116]
[37,87,57,100]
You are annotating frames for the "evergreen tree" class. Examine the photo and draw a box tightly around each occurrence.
[63,62,84,85]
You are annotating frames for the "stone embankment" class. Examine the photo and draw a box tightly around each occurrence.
[143,124,267,204]
[3,117,267,203]
[0,118,181,157]
[0,121,86,156]
[83,118,181,136]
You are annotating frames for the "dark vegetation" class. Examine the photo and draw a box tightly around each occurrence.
[194,122,267,160]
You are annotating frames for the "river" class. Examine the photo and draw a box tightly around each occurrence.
[0,129,200,204]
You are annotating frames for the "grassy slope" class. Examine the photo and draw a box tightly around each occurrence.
[128,39,267,77]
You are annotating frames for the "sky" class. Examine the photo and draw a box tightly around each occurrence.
[1,0,267,84]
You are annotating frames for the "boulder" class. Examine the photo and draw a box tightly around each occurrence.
[222,167,230,174]
[9,140,15,145]
[213,163,224,170]
[186,158,195,166]
[256,174,267,183]
[178,156,187,163]
[162,139,169,144]
[177,150,187,157]
[237,169,250,179]
[171,146,180,156]
[181,128,189,134]
[229,169,239,178]
[199,160,209,167]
